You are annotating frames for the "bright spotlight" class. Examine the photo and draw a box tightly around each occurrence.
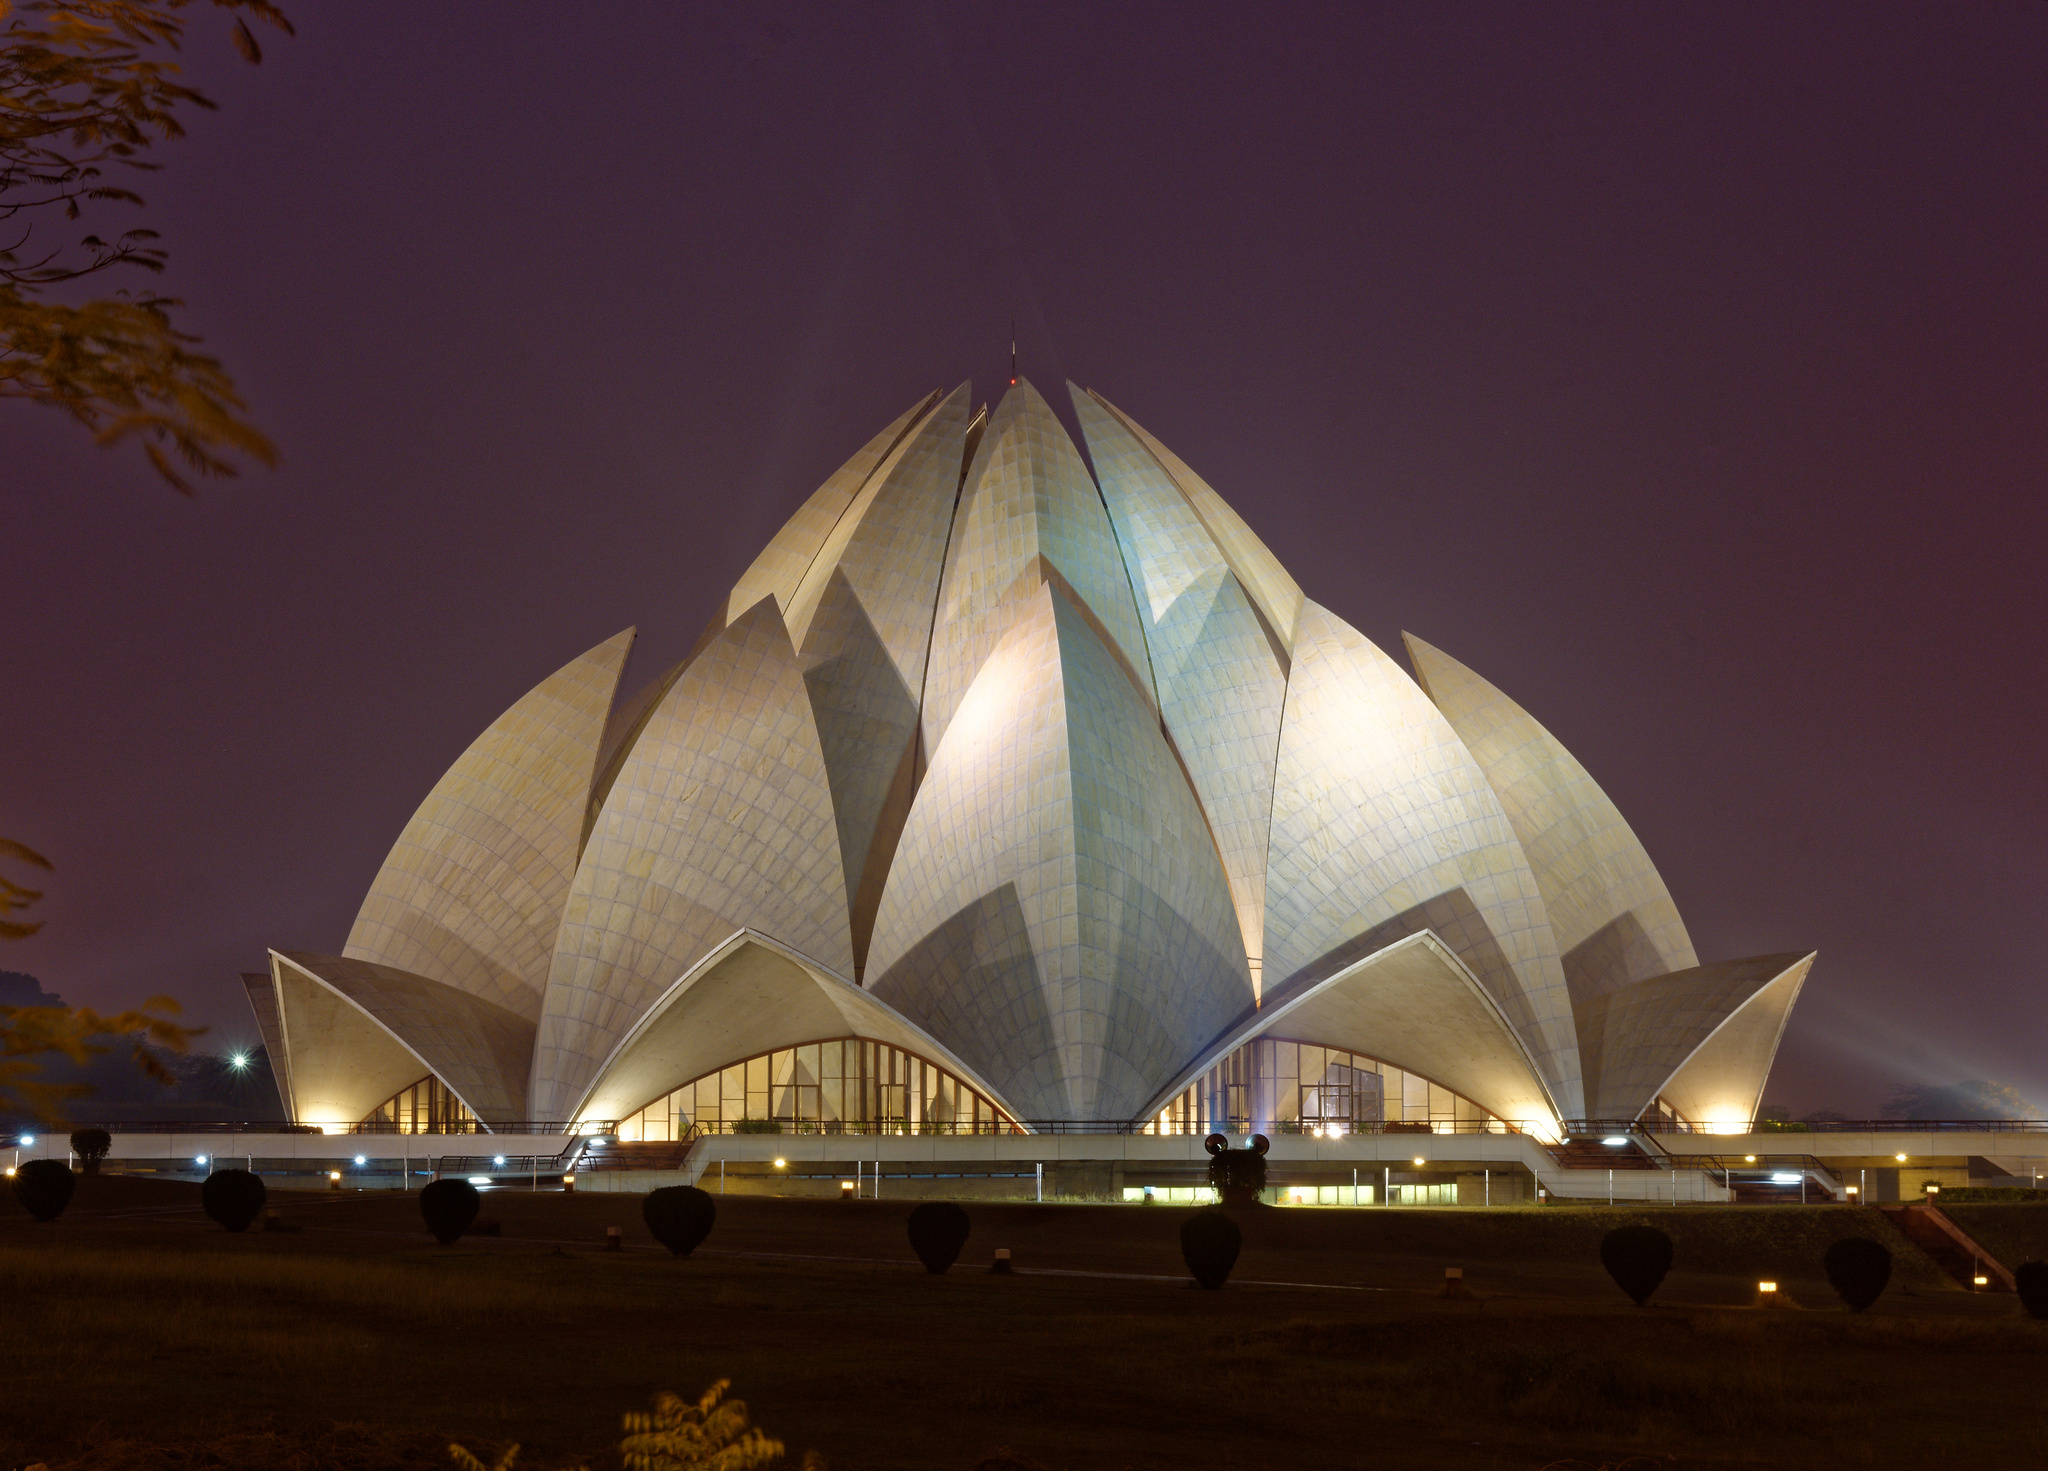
[20,1134,34,1146]
[230,1054,249,1069]
[773,1157,787,1168]
[1770,1172,1801,1184]
[1602,1136,1630,1146]
[493,1155,506,1166]
[1412,1156,1425,1167]
[353,1154,366,1166]
[468,1176,491,1187]
[195,1155,208,1166]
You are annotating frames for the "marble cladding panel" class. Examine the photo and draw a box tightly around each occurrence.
[920,380,1155,760]
[531,598,854,1120]
[1405,633,1697,1007]
[276,950,535,1122]
[869,582,1251,1122]
[1579,953,1813,1121]
[344,628,634,1021]
[1265,602,1584,1117]
[1077,387,1286,986]
[1084,388,1305,650]
[722,391,937,625]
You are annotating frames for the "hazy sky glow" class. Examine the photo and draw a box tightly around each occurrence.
[5,2,2043,1117]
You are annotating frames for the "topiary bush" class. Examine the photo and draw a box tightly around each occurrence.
[419,1177,481,1245]
[643,1184,717,1257]
[11,1158,76,1221]
[69,1128,112,1175]
[1180,1209,1242,1290]
[1600,1223,1673,1306]
[1203,1132,1269,1207]
[906,1201,970,1274]
[201,1168,267,1233]
[2017,1261,2048,1322]
[1822,1236,1892,1313]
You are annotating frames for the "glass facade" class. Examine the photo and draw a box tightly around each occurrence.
[1145,1037,1504,1134]
[617,1037,1017,1139]
[360,1075,477,1133]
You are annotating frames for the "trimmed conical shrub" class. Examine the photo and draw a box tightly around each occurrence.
[10,1159,75,1222]
[70,1129,112,1175]
[1180,1209,1242,1290]
[419,1177,481,1245]
[1822,1236,1892,1313]
[2017,1261,2048,1321]
[907,1201,971,1274]
[201,1168,267,1233]
[1600,1224,1673,1306]
[643,1184,716,1257]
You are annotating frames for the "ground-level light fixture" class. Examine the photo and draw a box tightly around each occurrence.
[1845,1185,1860,1196]
[1758,1281,1778,1295]
[1926,1183,1941,1194]
[1973,1274,1989,1287]
[840,1181,855,1196]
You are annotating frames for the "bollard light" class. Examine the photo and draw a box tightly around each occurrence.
[1973,1274,1989,1288]
[328,1170,342,1191]
[562,1173,576,1193]
[1758,1281,1778,1294]
[840,1181,856,1197]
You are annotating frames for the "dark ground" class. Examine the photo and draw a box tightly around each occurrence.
[4,1176,2046,1470]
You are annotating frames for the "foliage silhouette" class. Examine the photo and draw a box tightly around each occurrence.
[642,1185,716,1257]
[70,1126,111,1173]
[11,1157,75,1220]
[1203,1131,1269,1207]
[419,1177,480,1245]
[1,0,292,489]
[1599,1224,1673,1306]
[2016,1261,2048,1322]
[906,1200,971,1274]
[1821,1236,1892,1312]
[1180,1209,1242,1290]
[201,1167,266,1232]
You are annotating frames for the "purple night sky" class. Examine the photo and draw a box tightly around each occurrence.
[5,3,2043,1117]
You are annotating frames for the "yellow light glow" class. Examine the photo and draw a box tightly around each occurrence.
[1973,1275,1989,1286]
[1846,1185,1859,1195]
[1704,1109,1748,1136]
[1895,1153,1907,1162]
[1412,1156,1425,1166]
[328,1170,340,1180]
[1758,1281,1778,1293]
[562,1173,575,1184]
[1744,1154,1757,1163]
[773,1157,787,1168]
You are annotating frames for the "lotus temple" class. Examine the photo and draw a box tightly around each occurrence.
[186,374,1916,1206]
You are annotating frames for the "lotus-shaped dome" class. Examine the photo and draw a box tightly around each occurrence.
[249,380,1812,1136]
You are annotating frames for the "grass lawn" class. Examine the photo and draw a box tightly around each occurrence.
[4,1177,2046,1470]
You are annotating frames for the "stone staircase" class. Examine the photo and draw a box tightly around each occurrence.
[1876,1203,2014,1291]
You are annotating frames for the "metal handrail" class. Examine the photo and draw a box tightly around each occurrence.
[1568,1118,2048,1136]
[42,1120,608,1138]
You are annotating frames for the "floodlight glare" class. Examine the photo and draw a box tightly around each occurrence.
[468,1176,491,1186]
[1602,1136,1629,1146]
[230,1054,249,1069]
[773,1157,787,1168]
[354,1154,366,1166]
[1412,1156,1425,1166]
[1895,1153,1907,1162]
[195,1155,208,1165]
[1770,1172,1800,1184]
[19,1134,33,1146]
[493,1155,506,1166]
